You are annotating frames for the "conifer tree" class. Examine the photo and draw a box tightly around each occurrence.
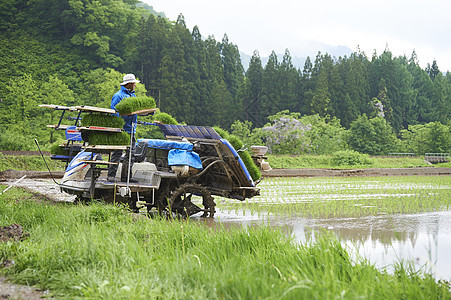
[278,49,298,113]
[298,56,314,115]
[244,51,264,127]
[261,51,279,119]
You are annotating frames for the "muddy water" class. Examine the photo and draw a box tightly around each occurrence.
[198,176,451,281]
[291,211,451,280]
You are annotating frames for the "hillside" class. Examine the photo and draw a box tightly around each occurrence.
[0,0,449,154]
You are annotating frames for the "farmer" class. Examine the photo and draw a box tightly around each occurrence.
[107,73,140,182]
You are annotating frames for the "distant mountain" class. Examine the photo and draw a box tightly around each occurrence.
[240,43,353,70]
[136,2,166,18]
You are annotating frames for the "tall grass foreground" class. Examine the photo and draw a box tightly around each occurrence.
[0,188,449,299]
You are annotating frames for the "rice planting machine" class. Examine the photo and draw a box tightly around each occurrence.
[39,105,261,218]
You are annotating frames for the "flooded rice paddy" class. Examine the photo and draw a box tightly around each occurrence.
[201,175,451,280]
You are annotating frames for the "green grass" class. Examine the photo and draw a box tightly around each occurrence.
[267,154,434,169]
[223,176,451,218]
[435,161,451,168]
[0,187,449,299]
[0,153,65,172]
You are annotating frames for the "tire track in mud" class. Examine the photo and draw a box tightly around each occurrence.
[1,177,76,203]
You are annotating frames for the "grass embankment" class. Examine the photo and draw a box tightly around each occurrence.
[2,152,450,172]
[0,153,65,172]
[266,154,450,169]
[0,187,449,299]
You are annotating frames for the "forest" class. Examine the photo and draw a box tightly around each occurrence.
[0,0,449,155]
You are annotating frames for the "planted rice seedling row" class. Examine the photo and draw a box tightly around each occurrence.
[217,176,451,218]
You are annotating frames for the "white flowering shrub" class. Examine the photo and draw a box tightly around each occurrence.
[370,98,385,118]
[259,111,347,155]
[263,116,312,154]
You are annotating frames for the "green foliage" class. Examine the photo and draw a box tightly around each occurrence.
[134,111,178,140]
[81,68,125,107]
[137,126,165,140]
[300,115,347,154]
[0,154,64,172]
[153,112,178,125]
[427,122,450,153]
[229,135,262,182]
[81,113,124,128]
[331,150,373,167]
[230,120,264,146]
[0,131,34,151]
[346,115,397,155]
[115,96,156,115]
[399,122,450,155]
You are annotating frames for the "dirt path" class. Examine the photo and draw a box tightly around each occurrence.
[1,178,76,203]
[0,276,50,300]
[0,224,53,299]
[0,177,70,299]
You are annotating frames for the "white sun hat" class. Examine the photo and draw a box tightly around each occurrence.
[121,73,140,85]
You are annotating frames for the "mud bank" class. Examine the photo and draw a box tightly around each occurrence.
[1,167,450,181]
[262,167,451,177]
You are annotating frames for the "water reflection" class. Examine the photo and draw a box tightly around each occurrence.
[195,209,451,281]
[298,211,451,280]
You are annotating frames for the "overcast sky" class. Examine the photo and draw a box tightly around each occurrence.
[144,0,451,72]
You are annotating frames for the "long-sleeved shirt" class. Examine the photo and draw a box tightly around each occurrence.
[110,85,137,134]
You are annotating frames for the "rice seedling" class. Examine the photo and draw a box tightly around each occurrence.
[214,126,261,181]
[81,113,125,128]
[0,189,449,299]
[86,131,130,146]
[218,176,451,219]
[78,112,130,145]
[115,96,156,115]
[49,140,69,155]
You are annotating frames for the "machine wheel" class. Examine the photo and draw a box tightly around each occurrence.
[168,183,216,218]
[146,184,171,217]
[74,195,91,204]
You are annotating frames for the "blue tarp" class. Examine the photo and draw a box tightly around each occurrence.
[138,138,202,169]
[168,149,203,170]
[138,139,193,150]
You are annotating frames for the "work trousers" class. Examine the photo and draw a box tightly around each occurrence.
[107,135,136,180]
